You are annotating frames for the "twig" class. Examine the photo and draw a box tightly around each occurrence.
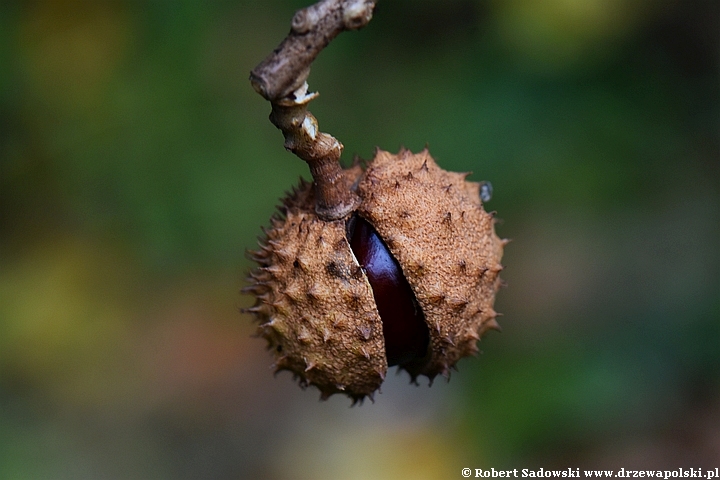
[250,0,377,221]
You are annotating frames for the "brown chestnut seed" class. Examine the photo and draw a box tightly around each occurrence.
[243,149,505,402]
[348,215,430,367]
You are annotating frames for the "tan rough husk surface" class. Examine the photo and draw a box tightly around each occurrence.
[244,170,386,402]
[245,149,504,401]
[358,149,504,381]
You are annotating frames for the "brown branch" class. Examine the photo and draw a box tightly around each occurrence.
[250,0,375,101]
[249,0,377,221]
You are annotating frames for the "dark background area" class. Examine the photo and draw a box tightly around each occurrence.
[0,0,718,478]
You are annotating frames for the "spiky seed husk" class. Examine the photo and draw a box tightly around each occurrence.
[244,149,505,400]
[357,149,504,382]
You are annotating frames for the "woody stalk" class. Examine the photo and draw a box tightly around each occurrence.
[249,0,377,221]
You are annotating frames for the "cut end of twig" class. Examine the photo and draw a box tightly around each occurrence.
[342,0,375,30]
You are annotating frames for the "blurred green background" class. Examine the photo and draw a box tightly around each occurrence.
[1,0,718,478]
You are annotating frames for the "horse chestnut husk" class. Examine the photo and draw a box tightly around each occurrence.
[243,149,505,403]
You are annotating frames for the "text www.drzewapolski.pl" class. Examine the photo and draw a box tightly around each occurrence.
[461,468,720,479]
